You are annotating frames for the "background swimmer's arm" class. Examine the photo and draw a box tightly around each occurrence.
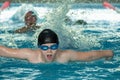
[14,26,41,33]
[0,46,30,60]
[69,50,113,61]
[14,27,28,33]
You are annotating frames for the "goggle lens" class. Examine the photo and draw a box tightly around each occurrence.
[39,44,58,51]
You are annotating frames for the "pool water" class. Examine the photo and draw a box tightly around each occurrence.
[0,1,120,80]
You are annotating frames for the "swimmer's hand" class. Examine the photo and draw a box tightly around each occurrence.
[104,50,114,60]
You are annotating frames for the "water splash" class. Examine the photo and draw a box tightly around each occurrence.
[11,4,38,22]
[33,0,100,50]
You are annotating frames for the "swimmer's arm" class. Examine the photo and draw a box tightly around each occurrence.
[70,50,113,61]
[14,26,41,33]
[0,46,30,59]
[14,27,27,33]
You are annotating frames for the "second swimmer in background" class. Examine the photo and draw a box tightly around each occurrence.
[15,11,41,33]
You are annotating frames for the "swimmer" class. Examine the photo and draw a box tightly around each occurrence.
[0,29,113,63]
[14,11,40,33]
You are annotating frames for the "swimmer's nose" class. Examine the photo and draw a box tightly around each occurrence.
[47,49,52,53]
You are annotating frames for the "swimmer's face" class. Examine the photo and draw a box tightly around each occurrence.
[39,43,58,62]
[25,13,37,26]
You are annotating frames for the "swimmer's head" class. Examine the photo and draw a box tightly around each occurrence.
[24,11,37,26]
[38,29,59,46]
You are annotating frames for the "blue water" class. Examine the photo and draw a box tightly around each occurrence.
[0,2,120,80]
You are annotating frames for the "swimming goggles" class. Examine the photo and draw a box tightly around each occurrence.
[38,44,58,51]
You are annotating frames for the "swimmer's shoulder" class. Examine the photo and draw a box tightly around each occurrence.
[55,49,75,63]
[57,49,75,57]
[18,48,39,54]
[18,48,41,58]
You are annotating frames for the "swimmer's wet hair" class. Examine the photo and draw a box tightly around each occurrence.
[38,29,59,46]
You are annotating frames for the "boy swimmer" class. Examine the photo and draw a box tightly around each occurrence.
[0,29,113,63]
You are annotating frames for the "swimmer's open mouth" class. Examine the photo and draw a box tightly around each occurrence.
[47,54,52,60]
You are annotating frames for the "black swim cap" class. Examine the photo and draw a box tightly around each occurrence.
[38,29,59,46]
